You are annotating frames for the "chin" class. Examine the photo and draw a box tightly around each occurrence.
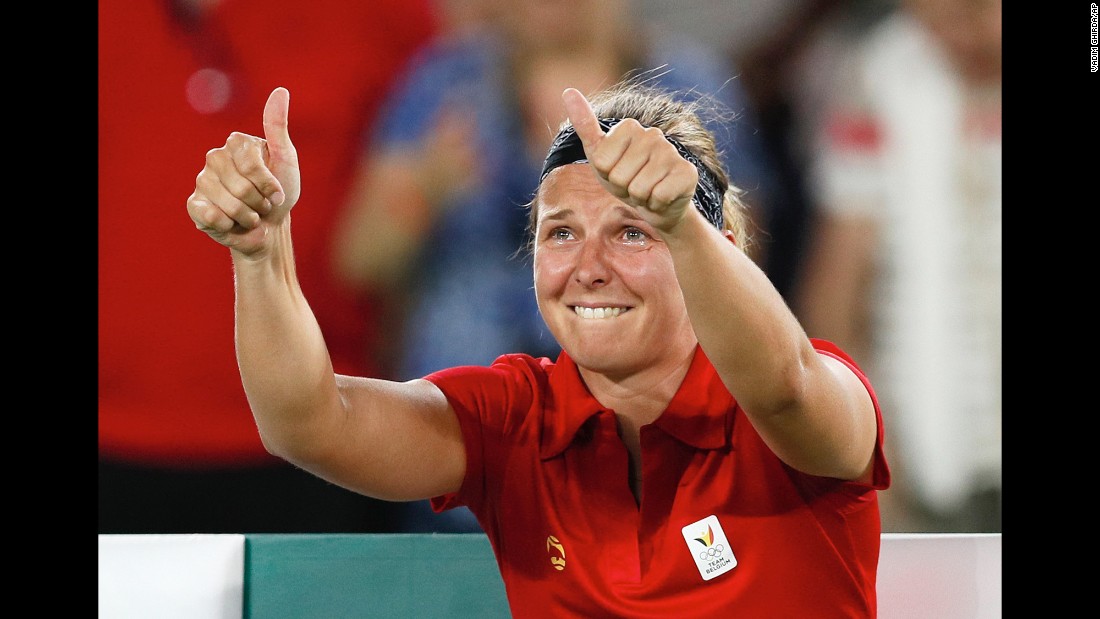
[562,343,643,374]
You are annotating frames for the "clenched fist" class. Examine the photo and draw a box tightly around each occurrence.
[186,87,301,256]
[562,87,698,234]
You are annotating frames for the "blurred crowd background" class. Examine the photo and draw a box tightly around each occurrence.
[99,0,1001,535]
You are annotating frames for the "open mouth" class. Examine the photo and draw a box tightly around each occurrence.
[571,306,630,319]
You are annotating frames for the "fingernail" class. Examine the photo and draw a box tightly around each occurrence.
[271,191,285,207]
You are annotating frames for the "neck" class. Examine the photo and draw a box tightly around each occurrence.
[578,346,695,509]
[576,344,696,427]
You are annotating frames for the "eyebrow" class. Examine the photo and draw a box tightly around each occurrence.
[538,204,647,224]
[539,207,574,223]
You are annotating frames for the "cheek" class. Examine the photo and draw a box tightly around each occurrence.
[622,250,677,285]
[533,252,572,293]
[632,256,688,312]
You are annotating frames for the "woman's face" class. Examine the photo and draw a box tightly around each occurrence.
[532,164,698,376]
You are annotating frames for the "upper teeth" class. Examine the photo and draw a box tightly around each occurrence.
[574,306,623,319]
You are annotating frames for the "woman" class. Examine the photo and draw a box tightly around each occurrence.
[186,80,889,617]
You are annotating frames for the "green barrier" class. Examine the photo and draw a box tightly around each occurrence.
[244,534,510,618]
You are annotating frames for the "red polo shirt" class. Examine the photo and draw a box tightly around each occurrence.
[427,340,890,618]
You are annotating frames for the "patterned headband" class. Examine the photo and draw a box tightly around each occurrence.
[539,117,726,229]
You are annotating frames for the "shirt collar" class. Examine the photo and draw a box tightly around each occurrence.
[652,346,736,451]
[539,346,736,460]
[539,351,606,460]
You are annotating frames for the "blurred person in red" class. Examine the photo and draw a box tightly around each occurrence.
[99,0,436,532]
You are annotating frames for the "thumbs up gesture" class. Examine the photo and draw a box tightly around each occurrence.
[560,88,698,234]
[186,87,302,256]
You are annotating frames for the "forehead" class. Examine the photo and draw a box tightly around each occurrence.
[536,164,633,221]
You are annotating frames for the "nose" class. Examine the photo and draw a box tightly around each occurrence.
[574,238,611,288]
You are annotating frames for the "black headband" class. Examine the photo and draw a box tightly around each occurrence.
[539,117,726,229]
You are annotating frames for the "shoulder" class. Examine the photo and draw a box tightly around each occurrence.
[424,353,553,416]
[810,338,862,371]
[809,338,875,396]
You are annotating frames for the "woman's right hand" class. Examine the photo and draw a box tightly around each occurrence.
[186,87,301,257]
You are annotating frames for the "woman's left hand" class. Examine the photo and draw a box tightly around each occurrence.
[562,88,698,234]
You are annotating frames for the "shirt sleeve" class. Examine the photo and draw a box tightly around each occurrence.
[421,354,543,515]
[810,338,891,492]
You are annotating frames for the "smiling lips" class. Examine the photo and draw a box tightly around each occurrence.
[572,306,630,319]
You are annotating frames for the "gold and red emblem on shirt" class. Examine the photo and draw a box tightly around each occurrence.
[546,535,566,571]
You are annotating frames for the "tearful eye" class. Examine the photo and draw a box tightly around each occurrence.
[548,228,574,243]
[622,227,648,244]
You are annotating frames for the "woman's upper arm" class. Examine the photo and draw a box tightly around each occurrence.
[755,349,879,483]
[813,352,879,482]
[292,375,467,502]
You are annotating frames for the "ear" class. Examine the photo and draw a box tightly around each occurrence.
[722,229,738,247]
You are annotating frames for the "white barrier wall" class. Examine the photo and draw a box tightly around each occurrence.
[878,533,1001,619]
[98,534,245,619]
[97,532,1000,618]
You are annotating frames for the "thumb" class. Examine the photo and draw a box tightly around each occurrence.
[262,87,296,159]
[260,87,300,209]
[562,88,605,151]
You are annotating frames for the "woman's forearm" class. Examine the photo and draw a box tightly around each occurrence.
[232,218,345,461]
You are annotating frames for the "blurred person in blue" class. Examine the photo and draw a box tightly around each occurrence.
[330,0,775,532]
[794,0,1001,532]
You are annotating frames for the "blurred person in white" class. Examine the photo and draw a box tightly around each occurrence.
[795,0,1000,531]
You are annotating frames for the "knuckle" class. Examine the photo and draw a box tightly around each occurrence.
[589,147,617,173]
[191,203,215,229]
[237,152,270,178]
[607,168,631,188]
[651,185,674,205]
